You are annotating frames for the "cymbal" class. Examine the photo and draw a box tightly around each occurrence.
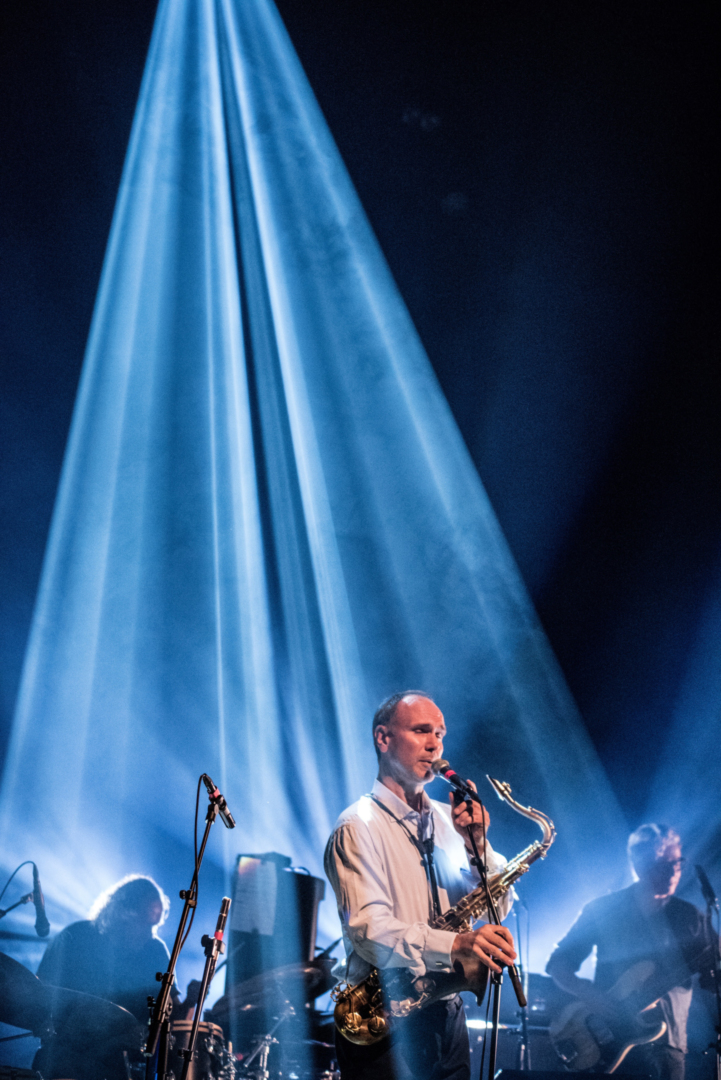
[0,951,49,1031]
[46,986,140,1047]
[211,958,336,1021]
[0,950,140,1043]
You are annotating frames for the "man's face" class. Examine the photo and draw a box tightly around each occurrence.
[376,695,446,788]
[636,841,684,898]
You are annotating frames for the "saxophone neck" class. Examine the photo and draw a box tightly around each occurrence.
[485,776,556,852]
[430,779,555,932]
[490,841,544,889]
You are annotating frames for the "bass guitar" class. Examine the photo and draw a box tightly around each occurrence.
[549,945,713,1073]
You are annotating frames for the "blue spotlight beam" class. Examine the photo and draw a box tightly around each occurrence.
[646,549,721,866]
[2,0,626,970]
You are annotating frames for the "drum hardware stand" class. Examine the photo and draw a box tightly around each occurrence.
[145,774,235,1080]
[459,793,527,1080]
[178,897,232,1080]
[241,1004,294,1080]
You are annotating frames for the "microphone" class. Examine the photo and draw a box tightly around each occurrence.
[202,775,236,829]
[214,896,231,940]
[32,864,50,938]
[695,864,719,910]
[431,760,483,806]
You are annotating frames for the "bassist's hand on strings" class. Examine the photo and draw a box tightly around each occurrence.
[451,923,517,974]
[545,959,619,1019]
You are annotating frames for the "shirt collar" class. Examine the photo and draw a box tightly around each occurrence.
[371,778,432,822]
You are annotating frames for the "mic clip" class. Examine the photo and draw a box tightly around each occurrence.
[201,774,237,829]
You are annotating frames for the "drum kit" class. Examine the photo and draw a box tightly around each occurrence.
[0,950,339,1080]
[206,956,339,1080]
[1,813,338,1080]
[0,950,144,1080]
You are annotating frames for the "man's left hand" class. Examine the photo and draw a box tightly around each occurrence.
[450,781,490,847]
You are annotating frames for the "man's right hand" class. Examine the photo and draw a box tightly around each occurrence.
[451,924,517,974]
[563,978,619,1019]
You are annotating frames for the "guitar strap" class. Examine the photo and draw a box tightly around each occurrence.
[369,793,442,921]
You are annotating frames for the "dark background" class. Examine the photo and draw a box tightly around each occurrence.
[1,0,718,826]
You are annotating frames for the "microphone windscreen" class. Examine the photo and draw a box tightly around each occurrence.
[431,759,450,776]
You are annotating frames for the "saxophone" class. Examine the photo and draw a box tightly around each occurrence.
[332,775,556,1046]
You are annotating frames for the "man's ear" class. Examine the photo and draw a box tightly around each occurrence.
[375,724,391,755]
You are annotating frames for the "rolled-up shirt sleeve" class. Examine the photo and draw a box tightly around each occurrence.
[325,821,457,976]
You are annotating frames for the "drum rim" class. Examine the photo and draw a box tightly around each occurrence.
[170,1020,224,1035]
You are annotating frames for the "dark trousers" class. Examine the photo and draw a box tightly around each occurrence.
[335,996,470,1080]
[625,1044,685,1080]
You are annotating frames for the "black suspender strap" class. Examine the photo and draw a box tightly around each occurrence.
[369,794,442,920]
[420,835,442,921]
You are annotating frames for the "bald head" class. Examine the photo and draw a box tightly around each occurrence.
[372,691,434,758]
[373,693,446,794]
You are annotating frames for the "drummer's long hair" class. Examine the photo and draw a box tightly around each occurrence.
[88,874,170,934]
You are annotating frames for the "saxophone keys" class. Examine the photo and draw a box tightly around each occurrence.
[342,1012,362,1035]
[368,1014,388,1037]
[391,998,415,1017]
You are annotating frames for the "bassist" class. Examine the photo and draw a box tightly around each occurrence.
[547,824,714,1080]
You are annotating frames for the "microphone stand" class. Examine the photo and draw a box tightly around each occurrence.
[460,794,526,1080]
[145,791,222,1080]
[179,896,231,1080]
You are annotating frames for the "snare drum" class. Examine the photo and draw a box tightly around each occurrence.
[169,1020,234,1080]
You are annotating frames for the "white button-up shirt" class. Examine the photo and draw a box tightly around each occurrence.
[324,779,511,984]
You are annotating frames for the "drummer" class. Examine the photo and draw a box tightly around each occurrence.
[36,873,179,1021]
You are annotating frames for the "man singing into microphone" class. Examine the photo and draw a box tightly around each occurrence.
[324,691,517,1080]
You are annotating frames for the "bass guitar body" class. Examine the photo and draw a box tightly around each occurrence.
[549,960,668,1073]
